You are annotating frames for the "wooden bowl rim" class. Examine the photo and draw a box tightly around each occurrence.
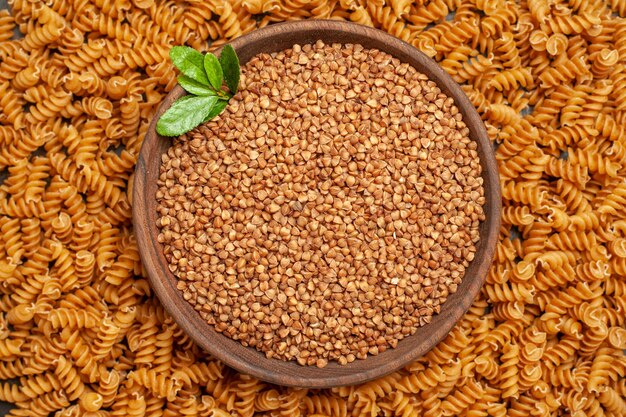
[133,19,501,388]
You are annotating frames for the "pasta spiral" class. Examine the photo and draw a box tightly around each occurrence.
[0,1,625,416]
[54,356,86,401]
[126,368,182,401]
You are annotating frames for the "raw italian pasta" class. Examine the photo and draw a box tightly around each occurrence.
[0,0,625,416]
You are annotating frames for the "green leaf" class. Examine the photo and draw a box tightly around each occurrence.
[156,95,219,137]
[219,45,240,94]
[202,99,229,122]
[178,75,217,96]
[169,46,210,86]
[204,53,224,91]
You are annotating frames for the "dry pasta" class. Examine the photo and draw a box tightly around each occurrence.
[0,0,625,416]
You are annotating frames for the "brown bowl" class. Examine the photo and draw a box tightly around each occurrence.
[133,20,501,388]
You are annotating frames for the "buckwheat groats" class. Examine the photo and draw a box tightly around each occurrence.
[156,41,486,366]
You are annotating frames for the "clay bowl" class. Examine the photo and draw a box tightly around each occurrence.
[133,20,501,388]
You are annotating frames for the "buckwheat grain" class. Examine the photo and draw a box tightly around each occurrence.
[156,41,486,367]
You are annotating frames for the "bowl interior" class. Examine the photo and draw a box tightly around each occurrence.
[133,20,501,388]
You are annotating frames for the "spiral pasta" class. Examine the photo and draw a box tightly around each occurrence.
[0,1,626,416]
[48,308,99,329]
[126,368,182,401]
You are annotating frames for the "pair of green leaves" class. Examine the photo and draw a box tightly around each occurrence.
[157,45,240,137]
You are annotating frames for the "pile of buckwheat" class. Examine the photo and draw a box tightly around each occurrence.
[156,40,485,367]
